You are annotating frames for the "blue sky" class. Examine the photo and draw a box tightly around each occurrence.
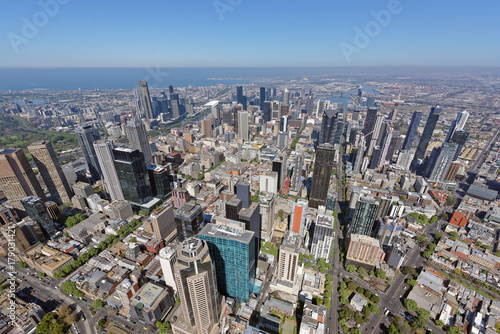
[1,0,499,68]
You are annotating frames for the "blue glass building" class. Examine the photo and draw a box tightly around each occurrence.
[198,218,256,302]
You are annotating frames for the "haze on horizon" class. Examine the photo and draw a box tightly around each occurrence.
[1,0,499,68]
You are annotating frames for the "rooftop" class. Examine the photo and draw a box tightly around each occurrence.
[133,282,166,308]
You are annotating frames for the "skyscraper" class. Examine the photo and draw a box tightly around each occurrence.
[238,111,249,141]
[139,81,154,122]
[411,106,442,170]
[0,148,46,212]
[199,217,256,302]
[170,93,180,118]
[93,140,124,201]
[318,109,339,146]
[401,111,422,150]
[174,203,203,242]
[283,88,290,106]
[28,141,73,205]
[172,238,222,334]
[451,130,469,160]
[113,147,152,204]
[263,101,271,123]
[347,195,379,239]
[150,203,176,242]
[147,164,171,199]
[362,108,378,143]
[260,86,266,110]
[236,85,244,105]
[309,144,335,209]
[277,232,300,284]
[125,119,153,165]
[425,142,459,181]
[75,123,102,181]
[445,109,469,142]
[272,150,288,193]
[21,196,57,237]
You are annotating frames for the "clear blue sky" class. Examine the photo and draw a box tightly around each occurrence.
[1,0,499,68]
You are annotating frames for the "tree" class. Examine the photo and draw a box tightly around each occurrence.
[369,304,380,313]
[423,250,433,258]
[93,299,104,308]
[404,299,418,311]
[156,321,171,334]
[369,270,375,276]
[346,264,356,272]
[347,282,358,291]
[376,269,386,279]
[446,326,462,334]
[18,262,27,268]
[356,287,365,295]
[357,267,366,275]
[57,305,72,318]
[364,290,372,299]
[430,215,438,224]
[305,262,312,269]
[130,237,137,243]
[98,318,106,327]
[38,272,46,277]
[407,279,417,286]
[278,209,284,218]
[65,313,78,325]
[435,232,443,240]
[370,295,379,304]
[185,175,193,180]
[435,319,444,327]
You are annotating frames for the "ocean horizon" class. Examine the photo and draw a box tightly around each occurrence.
[0,66,498,92]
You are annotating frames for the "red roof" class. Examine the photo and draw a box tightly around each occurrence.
[449,212,467,227]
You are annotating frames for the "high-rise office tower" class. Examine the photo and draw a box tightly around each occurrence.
[199,218,256,302]
[347,195,379,239]
[170,93,180,118]
[445,161,461,181]
[309,144,335,209]
[238,111,249,141]
[150,203,176,242]
[277,132,288,149]
[225,195,242,221]
[259,192,275,242]
[201,117,215,138]
[367,114,385,157]
[278,232,300,284]
[318,109,339,146]
[125,119,153,165]
[21,196,57,237]
[236,85,243,105]
[174,203,203,242]
[310,215,335,260]
[28,141,73,205]
[425,142,459,181]
[262,101,271,123]
[113,147,152,204]
[280,116,289,132]
[75,123,102,181]
[168,85,174,94]
[291,201,308,236]
[362,108,378,143]
[291,153,304,192]
[138,81,154,122]
[411,106,442,170]
[283,88,290,106]
[445,109,469,142]
[377,127,394,168]
[353,137,366,174]
[0,148,46,212]
[147,164,171,199]
[450,130,469,160]
[272,150,288,193]
[235,182,250,209]
[172,238,222,334]
[369,146,381,169]
[260,86,266,110]
[401,111,422,150]
[385,130,401,164]
[158,246,177,292]
[93,141,124,201]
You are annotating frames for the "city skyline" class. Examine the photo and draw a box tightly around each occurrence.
[1,1,500,68]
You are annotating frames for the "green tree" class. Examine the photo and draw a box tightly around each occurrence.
[18,261,27,268]
[430,215,438,224]
[346,264,356,272]
[370,295,379,304]
[130,237,137,243]
[404,299,418,311]
[423,250,433,258]
[364,290,372,299]
[38,272,46,277]
[93,299,104,308]
[435,319,444,327]
[347,282,358,291]
[369,304,380,313]
[356,287,365,295]
[402,266,417,277]
[435,232,443,240]
[357,267,366,275]
[376,269,386,279]
[446,326,462,334]
[98,318,106,327]
[407,279,417,286]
